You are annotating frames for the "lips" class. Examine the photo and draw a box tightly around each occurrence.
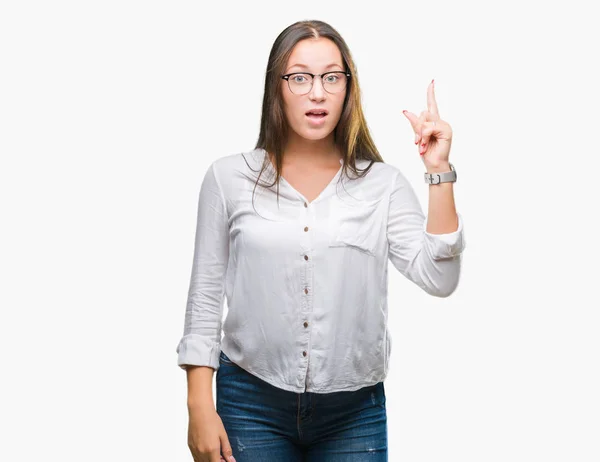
[305,109,328,117]
[305,112,328,126]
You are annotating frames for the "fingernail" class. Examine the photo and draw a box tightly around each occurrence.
[229,456,236,462]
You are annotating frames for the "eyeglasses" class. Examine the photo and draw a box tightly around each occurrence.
[281,71,351,95]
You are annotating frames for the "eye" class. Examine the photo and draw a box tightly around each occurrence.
[291,74,307,83]
[325,74,339,83]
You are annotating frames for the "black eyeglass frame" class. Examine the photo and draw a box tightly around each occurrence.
[281,71,352,94]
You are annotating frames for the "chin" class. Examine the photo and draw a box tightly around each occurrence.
[302,131,332,141]
[294,125,334,141]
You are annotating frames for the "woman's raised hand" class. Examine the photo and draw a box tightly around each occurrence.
[402,79,453,170]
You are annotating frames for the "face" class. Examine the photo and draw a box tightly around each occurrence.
[281,37,347,143]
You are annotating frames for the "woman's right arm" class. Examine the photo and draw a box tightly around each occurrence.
[176,161,235,461]
[176,160,230,384]
[186,366,235,461]
[186,366,215,409]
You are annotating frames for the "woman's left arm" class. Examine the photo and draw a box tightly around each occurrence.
[403,79,460,235]
[425,168,459,234]
[385,80,465,297]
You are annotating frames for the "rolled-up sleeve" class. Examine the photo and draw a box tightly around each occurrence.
[387,170,466,297]
[176,161,229,370]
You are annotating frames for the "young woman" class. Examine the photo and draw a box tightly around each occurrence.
[177,19,465,462]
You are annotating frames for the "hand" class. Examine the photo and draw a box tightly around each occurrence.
[402,79,453,170]
[188,405,236,462]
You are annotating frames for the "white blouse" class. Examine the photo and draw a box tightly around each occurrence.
[176,147,466,393]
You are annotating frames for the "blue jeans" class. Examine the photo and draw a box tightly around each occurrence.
[216,350,388,461]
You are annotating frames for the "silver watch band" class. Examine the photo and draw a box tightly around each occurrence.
[424,162,456,184]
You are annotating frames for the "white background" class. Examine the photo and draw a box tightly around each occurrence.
[1,1,598,461]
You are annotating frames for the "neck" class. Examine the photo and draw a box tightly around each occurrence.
[282,132,341,165]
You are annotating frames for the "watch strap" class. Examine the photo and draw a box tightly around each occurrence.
[424,162,456,184]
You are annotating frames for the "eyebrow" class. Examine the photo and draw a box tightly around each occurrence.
[287,63,343,71]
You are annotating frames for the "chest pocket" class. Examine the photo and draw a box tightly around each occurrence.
[328,196,384,257]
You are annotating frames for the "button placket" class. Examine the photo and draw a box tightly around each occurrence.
[300,199,313,389]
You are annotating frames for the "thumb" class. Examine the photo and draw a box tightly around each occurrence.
[220,434,236,462]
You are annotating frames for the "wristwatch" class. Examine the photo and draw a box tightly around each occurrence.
[424,162,457,184]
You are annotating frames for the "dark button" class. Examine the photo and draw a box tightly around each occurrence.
[304,287,308,294]
[304,202,308,207]
[304,255,308,261]
[303,321,309,328]
[302,351,307,357]
[304,226,309,232]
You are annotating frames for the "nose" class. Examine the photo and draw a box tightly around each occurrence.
[309,75,326,100]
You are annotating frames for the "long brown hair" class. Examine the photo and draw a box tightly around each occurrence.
[245,19,384,203]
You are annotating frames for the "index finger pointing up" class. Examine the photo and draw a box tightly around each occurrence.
[427,79,439,117]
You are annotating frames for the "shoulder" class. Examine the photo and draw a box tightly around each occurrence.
[354,158,410,186]
[206,148,262,181]
[205,148,271,196]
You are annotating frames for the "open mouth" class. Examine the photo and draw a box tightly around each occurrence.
[306,109,328,118]
[305,110,328,125]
